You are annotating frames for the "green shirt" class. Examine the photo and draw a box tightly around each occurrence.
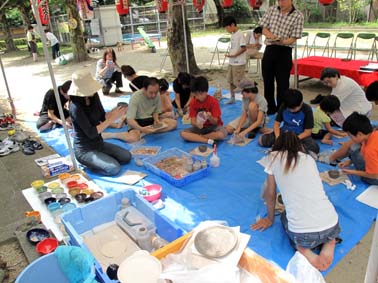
[312,107,331,134]
[127,89,162,120]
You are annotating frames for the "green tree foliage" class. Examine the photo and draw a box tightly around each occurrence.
[223,0,251,22]
[338,0,369,23]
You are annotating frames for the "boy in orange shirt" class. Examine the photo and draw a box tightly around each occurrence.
[340,112,378,185]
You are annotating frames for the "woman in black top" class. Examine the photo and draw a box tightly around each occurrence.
[69,70,131,176]
[172,72,193,116]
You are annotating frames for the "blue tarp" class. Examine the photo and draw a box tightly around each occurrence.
[31,88,377,273]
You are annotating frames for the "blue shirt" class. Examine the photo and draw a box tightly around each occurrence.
[276,103,313,134]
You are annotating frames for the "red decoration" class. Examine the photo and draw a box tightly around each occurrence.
[192,0,205,13]
[222,0,233,9]
[319,0,334,5]
[115,0,129,15]
[30,0,50,25]
[249,0,263,10]
[156,0,168,13]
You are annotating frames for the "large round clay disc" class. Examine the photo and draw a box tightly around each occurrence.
[100,241,126,258]
[194,226,238,258]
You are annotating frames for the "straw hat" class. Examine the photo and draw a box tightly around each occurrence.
[68,70,101,97]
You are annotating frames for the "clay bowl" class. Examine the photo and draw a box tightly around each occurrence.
[58,173,71,181]
[58,197,71,205]
[90,191,104,200]
[26,228,50,245]
[36,238,58,255]
[74,193,87,203]
[68,188,81,197]
[36,186,48,194]
[66,181,78,189]
[39,192,52,202]
[31,180,45,190]
[84,196,95,203]
[198,145,208,153]
[47,202,61,212]
[77,183,88,190]
[51,187,64,194]
[328,170,340,179]
[47,182,60,190]
[44,197,57,206]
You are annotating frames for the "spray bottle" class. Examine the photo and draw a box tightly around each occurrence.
[210,144,220,167]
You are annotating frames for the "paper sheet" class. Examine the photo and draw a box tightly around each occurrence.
[356,185,378,209]
[114,170,147,185]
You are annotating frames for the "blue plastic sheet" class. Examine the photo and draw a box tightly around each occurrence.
[31,88,377,273]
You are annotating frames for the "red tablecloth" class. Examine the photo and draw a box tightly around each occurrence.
[291,56,378,87]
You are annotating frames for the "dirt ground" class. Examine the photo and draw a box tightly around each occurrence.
[0,35,376,282]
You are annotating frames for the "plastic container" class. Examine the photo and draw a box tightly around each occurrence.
[143,148,209,187]
[16,253,69,283]
[142,184,162,202]
[61,191,184,283]
[130,146,162,159]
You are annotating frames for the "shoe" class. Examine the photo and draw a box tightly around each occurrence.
[115,88,123,94]
[310,94,325,104]
[21,140,35,155]
[0,139,20,156]
[102,86,111,95]
[225,98,235,105]
[9,131,28,143]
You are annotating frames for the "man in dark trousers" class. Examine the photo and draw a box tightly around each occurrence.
[259,0,304,115]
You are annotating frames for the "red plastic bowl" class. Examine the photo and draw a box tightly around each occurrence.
[142,184,162,202]
[36,238,58,255]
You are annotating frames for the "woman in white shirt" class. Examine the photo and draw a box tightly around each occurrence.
[251,131,340,271]
[44,28,60,59]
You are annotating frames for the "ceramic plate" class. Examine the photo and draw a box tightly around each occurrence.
[194,226,238,258]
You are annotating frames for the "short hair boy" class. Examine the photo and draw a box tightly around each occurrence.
[180,76,227,145]
[259,89,319,154]
[121,65,148,92]
[223,16,246,104]
[311,98,347,145]
[366,81,378,105]
[340,112,378,185]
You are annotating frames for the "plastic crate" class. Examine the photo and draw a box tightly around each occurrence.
[130,146,161,159]
[61,189,184,283]
[143,147,209,187]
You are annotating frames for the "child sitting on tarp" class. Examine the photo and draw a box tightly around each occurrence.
[225,79,270,139]
[311,98,347,145]
[180,76,227,146]
[259,89,319,154]
[252,131,341,272]
[338,112,378,185]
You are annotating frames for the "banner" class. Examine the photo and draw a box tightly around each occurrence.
[30,0,50,26]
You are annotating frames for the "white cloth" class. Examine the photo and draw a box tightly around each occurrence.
[331,76,372,118]
[45,32,59,46]
[264,151,338,233]
[229,30,246,66]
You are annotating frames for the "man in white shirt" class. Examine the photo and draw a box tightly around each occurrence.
[245,26,263,59]
[223,16,247,105]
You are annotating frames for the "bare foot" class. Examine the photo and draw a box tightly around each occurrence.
[321,139,333,145]
[318,239,336,271]
[297,246,322,270]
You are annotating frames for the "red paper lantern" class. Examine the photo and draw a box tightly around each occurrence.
[319,0,334,5]
[115,0,129,15]
[30,0,50,26]
[222,0,233,9]
[249,0,263,10]
[156,0,168,13]
[193,0,205,13]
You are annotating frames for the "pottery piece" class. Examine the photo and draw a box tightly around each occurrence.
[31,180,44,190]
[36,186,48,193]
[90,191,104,200]
[58,197,71,205]
[26,228,50,245]
[328,170,340,179]
[198,145,208,153]
[75,193,87,203]
[44,197,57,206]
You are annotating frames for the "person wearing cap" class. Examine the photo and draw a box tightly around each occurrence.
[225,79,270,139]
[68,70,132,176]
[126,77,177,137]
[37,80,72,132]
[96,48,123,95]
[180,76,227,145]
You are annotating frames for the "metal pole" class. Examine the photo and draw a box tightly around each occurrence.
[294,43,298,89]
[0,54,16,118]
[181,0,190,73]
[31,0,78,170]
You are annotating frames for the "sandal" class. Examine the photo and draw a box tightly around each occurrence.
[29,139,43,150]
[21,141,35,155]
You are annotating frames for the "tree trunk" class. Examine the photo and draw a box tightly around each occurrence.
[0,12,18,52]
[167,0,200,75]
[19,5,31,27]
[66,0,88,62]
[213,0,225,28]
